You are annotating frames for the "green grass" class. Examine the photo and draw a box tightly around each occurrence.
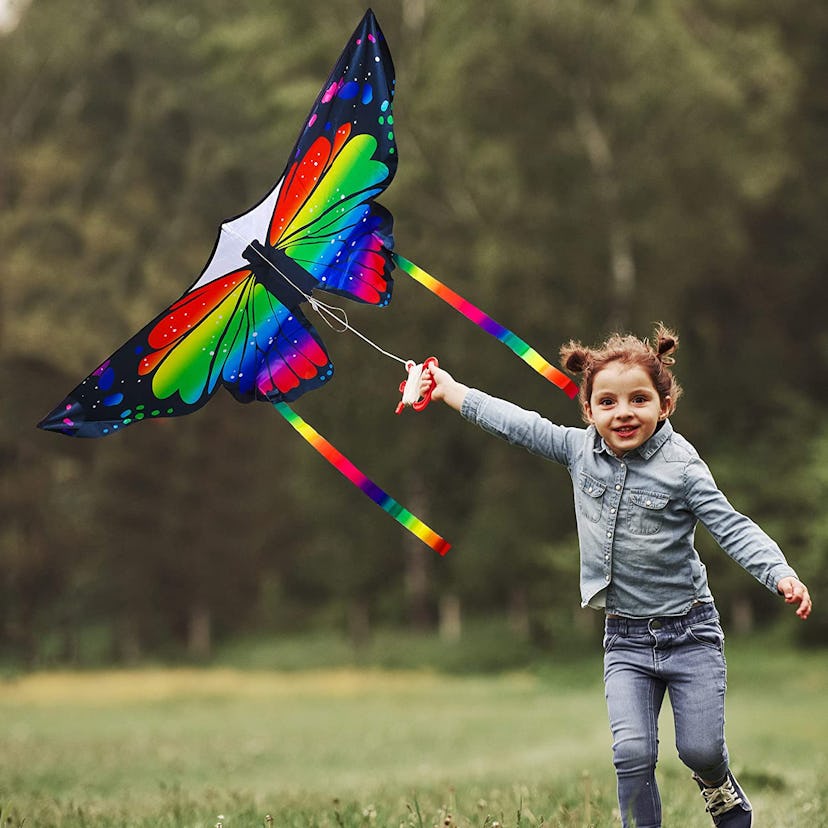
[0,642,825,827]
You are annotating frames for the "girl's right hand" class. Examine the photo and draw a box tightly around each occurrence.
[421,364,469,411]
[420,364,450,400]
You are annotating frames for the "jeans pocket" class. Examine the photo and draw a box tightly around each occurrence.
[603,632,619,652]
[687,618,724,651]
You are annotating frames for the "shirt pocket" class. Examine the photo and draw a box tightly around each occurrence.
[577,473,607,523]
[627,490,669,535]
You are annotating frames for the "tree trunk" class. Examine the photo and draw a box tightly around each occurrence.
[404,471,432,630]
[572,83,636,330]
[187,600,212,660]
[730,595,755,635]
[508,588,530,640]
[439,593,462,642]
[117,614,142,664]
[347,598,371,650]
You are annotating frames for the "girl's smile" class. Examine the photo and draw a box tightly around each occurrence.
[585,362,670,456]
[614,423,641,440]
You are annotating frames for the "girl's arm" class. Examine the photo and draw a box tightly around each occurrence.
[684,456,812,620]
[419,363,579,467]
[421,364,469,411]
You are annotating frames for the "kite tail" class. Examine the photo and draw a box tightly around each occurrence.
[392,254,579,400]
[271,400,451,556]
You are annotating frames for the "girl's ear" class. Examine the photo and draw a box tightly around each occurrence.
[659,396,671,420]
[583,401,594,423]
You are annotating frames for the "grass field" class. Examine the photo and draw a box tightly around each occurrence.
[1,642,826,827]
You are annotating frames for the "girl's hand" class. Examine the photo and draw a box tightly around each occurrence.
[420,364,469,412]
[777,576,812,619]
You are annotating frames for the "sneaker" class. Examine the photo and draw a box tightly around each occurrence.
[693,771,753,826]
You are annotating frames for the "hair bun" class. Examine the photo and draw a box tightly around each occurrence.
[559,342,592,374]
[654,324,678,366]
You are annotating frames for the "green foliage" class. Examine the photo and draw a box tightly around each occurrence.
[1,0,825,661]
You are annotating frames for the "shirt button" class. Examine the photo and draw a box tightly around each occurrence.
[646,499,652,506]
[606,531,612,538]
[610,508,616,514]
[605,574,611,581]
[615,484,622,491]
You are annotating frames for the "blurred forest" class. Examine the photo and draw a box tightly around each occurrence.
[1,0,826,666]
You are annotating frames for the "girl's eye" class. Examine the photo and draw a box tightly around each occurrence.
[599,398,614,406]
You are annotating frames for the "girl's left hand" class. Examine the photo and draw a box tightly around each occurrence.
[777,577,812,619]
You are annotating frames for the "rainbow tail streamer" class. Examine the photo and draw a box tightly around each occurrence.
[272,400,451,556]
[392,254,579,400]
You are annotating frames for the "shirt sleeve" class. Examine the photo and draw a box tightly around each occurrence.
[683,456,798,594]
[460,389,578,467]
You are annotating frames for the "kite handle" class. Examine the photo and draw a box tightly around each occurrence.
[395,357,439,414]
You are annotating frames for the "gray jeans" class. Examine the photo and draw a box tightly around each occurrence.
[603,603,729,828]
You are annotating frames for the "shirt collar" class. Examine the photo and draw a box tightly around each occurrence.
[638,419,672,458]
[591,419,673,459]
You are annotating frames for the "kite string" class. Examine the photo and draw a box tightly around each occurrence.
[306,296,409,366]
[220,224,409,368]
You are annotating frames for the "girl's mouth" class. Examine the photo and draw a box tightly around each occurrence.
[614,424,639,438]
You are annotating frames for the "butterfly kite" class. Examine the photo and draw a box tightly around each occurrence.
[38,9,577,555]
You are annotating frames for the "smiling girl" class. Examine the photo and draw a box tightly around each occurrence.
[420,325,811,828]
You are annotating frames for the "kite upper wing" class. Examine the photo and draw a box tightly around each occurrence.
[38,9,398,437]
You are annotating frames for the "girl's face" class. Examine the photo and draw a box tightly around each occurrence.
[584,361,670,456]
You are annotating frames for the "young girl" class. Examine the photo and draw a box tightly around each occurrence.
[420,325,811,828]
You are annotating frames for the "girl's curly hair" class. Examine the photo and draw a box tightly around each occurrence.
[559,324,683,421]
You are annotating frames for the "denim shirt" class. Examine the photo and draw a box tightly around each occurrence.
[461,389,798,618]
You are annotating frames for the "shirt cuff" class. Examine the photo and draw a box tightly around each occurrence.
[767,563,799,594]
[460,388,487,421]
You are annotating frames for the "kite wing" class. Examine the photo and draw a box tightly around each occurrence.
[38,9,397,437]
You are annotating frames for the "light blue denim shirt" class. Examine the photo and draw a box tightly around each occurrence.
[461,389,798,618]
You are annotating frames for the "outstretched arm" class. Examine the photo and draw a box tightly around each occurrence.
[777,576,812,619]
[420,362,578,466]
[421,364,469,412]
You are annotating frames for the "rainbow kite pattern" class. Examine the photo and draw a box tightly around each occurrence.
[36,11,452,554]
[37,8,579,556]
[273,401,450,555]
[393,255,579,399]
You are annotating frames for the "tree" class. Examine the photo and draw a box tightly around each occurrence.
[1,0,824,660]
